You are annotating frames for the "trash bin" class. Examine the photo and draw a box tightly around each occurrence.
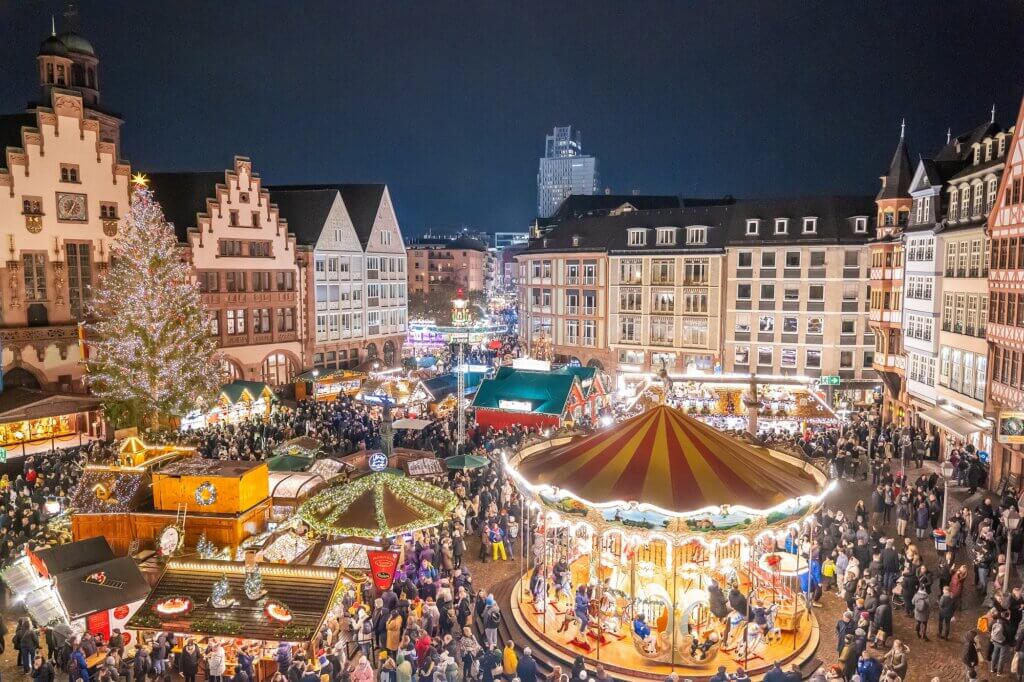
[933,529,947,551]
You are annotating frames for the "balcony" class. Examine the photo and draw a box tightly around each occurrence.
[582,276,597,285]
[652,277,675,286]
[566,276,579,285]
[582,306,596,316]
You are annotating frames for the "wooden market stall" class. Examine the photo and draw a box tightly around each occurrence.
[471,366,587,430]
[0,388,103,464]
[127,559,348,682]
[180,381,277,431]
[294,369,365,402]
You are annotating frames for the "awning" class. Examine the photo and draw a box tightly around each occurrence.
[918,406,988,439]
[392,418,432,430]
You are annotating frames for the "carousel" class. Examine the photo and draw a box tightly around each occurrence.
[504,405,830,680]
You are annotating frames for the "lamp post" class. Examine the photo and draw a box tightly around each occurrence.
[1005,508,1021,594]
[940,460,955,528]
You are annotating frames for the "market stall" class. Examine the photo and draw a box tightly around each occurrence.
[411,372,486,417]
[127,559,347,682]
[504,404,830,679]
[294,369,365,402]
[180,382,277,431]
[471,366,587,430]
[268,471,328,523]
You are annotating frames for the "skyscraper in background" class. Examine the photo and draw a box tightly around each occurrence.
[537,126,599,218]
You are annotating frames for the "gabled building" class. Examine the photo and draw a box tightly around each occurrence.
[148,157,304,385]
[0,26,131,393]
[986,92,1024,487]
[869,129,914,422]
[471,366,587,430]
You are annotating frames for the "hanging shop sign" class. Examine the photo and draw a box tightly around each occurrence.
[999,411,1024,444]
[365,550,400,591]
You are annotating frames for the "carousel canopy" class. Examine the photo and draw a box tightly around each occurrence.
[297,471,457,538]
[515,404,822,512]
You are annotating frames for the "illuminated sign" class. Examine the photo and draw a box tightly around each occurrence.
[999,411,1024,444]
[368,452,389,472]
[498,399,532,412]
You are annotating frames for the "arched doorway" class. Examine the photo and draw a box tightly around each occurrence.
[261,352,296,386]
[365,343,378,359]
[586,358,604,370]
[383,340,396,366]
[220,359,243,382]
[4,367,41,390]
[568,356,582,367]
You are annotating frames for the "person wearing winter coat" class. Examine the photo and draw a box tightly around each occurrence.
[502,642,518,681]
[386,611,403,656]
[179,642,201,682]
[207,643,227,682]
[457,627,481,681]
[871,594,893,647]
[32,655,55,682]
[912,588,931,641]
[132,646,153,682]
[882,640,909,680]
[276,642,293,674]
[937,585,955,640]
[19,625,40,673]
[516,648,539,682]
[856,651,882,682]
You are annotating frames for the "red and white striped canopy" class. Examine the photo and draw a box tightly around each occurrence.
[516,405,821,512]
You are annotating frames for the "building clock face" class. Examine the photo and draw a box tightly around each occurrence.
[55,192,88,221]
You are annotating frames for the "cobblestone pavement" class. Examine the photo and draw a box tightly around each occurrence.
[0,462,993,681]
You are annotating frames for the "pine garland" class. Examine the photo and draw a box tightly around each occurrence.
[86,182,221,428]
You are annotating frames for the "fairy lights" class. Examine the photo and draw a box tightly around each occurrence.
[85,183,222,425]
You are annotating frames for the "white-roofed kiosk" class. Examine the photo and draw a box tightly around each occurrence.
[503,405,831,680]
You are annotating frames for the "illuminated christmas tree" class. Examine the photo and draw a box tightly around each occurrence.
[87,178,221,429]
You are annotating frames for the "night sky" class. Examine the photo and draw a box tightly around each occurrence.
[3,1,1023,236]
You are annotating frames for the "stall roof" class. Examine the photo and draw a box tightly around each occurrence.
[34,536,114,575]
[418,372,486,402]
[0,388,101,422]
[157,459,264,477]
[70,468,151,513]
[58,556,150,621]
[128,560,342,642]
[220,381,276,405]
[269,471,326,500]
[471,367,578,415]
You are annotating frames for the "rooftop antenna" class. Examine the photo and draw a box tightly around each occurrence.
[947,128,952,144]
[50,15,56,36]
[900,118,906,139]
[992,103,997,124]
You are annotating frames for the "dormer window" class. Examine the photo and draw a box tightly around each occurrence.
[656,227,676,246]
[746,219,760,236]
[854,217,868,233]
[685,226,707,245]
[986,140,993,162]
[627,228,647,247]
[802,217,818,234]
[774,218,789,235]
[974,146,981,165]
[999,135,1007,156]
[571,234,581,247]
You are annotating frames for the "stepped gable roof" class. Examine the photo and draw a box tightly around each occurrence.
[515,404,822,512]
[147,171,227,242]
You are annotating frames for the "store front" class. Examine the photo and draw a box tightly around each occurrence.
[918,405,992,462]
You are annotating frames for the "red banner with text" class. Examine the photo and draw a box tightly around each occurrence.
[366,550,400,592]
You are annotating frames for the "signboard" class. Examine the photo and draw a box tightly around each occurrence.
[406,458,445,477]
[817,376,841,386]
[365,550,400,591]
[498,399,533,412]
[998,411,1024,444]
[86,610,111,639]
[367,452,389,472]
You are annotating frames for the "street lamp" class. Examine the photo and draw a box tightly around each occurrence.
[1005,508,1021,594]
[940,460,955,528]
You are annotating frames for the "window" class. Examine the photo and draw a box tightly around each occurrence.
[23,253,46,302]
[806,349,821,368]
[681,290,707,313]
[99,202,118,219]
[785,251,800,268]
[758,315,774,332]
[262,353,295,386]
[746,219,760,236]
[735,346,750,365]
[807,317,823,335]
[59,164,79,183]
[737,252,752,268]
[656,228,676,245]
[683,258,708,284]
[276,307,295,332]
[619,316,639,342]
[619,289,642,312]
[220,240,243,257]
[757,346,773,366]
[685,226,707,245]
[650,317,674,346]
[840,350,854,368]
[784,285,799,301]
[782,316,798,333]
[652,291,674,313]
[652,259,674,284]
[988,178,999,212]
[209,312,219,336]
[248,241,271,257]
[737,283,751,299]
[760,284,775,300]
[680,318,708,346]
[735,314,751,333]
[225,271,246,292]
[781,347,797,367]
[199,272,219,292]
[844,250,859,268]
[252,271,271,292]
[379,230,392,246]
[65,243,91,320]
[841,318,856,335]
[808,284,824,301]
[226,309,246,335]
[810,251,826,268]
[565,320,579,345]
[276,271,295,291]
[774,218,789,235]
[627,229,647,246]
[619,349,644,365]
[761,251,776,268]
[854,217,868,233]
[619,259,642,284]
[582,320,597,346]
[254,308,272,333]
[802,217,817,234]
